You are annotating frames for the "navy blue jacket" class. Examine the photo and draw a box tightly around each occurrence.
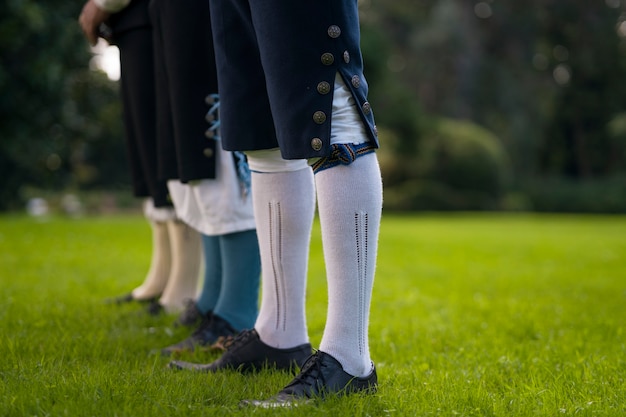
[209,0,379,159]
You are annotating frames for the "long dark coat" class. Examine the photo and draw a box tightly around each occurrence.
[208,0,379,160]
[106,0,218,207]
[107,0,171,207]
[149,0,218,183]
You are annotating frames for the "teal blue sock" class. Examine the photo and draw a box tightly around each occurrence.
[213,229,261,330]
[196,234,222,315]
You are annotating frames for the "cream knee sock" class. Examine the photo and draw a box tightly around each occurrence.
[158,220,202,313]
[131,220,171,300]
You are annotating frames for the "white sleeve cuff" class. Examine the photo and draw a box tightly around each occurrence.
[93,0,131,13]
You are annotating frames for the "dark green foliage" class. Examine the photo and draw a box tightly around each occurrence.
[382,118,510,211]
[607,112,626,173]
[421,119,510,196]
[0,0,126,210]
[522,175,626,213]
[362,0,626,212]
[62,69,128,190]
[538,2,626,179]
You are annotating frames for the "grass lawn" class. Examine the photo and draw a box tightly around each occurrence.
[1,212,625,416]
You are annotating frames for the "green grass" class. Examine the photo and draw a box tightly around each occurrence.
[1,212,625,416]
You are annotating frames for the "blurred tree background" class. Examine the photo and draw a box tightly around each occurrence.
[0,0,127,213]
[2,0,626,213]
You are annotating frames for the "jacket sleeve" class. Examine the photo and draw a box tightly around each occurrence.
[93,0,131,13]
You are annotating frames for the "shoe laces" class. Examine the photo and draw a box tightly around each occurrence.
[222,329,256,351]
[211,335,231,351]
[287,351,327,393]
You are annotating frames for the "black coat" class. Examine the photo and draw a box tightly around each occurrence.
[108,0,171,206]
[149,0,218,183]
[209,0,379,160]
[106,0,219,208]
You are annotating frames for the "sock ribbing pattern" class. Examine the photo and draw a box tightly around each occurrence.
[316,153,382,377]
[252,168,315,349]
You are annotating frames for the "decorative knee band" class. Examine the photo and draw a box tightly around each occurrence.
[311,142,377,174]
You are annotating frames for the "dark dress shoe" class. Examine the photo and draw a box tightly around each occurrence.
[113,293,134,304]
[161,314,235,355]
[167,328,311,372]
[173,299,208,328]
[240,351,377,408]
[105,293,160,305]
[145,300,164,316]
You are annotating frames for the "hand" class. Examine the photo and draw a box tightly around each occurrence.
[78,0,111,46]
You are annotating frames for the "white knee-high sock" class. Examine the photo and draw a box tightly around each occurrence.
[252,168,315,349]
[316,153,383,377]
[159,220,202,313]
[132,220,171,300]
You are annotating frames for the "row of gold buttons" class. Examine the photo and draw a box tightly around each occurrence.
[310,25,372,152]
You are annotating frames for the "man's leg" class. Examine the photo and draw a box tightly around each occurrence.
[195,234,222,316]
[129,199,176,302]
[315,153,382,377]
[129,219,171,301]
[213,229,261,331]
[248,154,314,349]
[161,231,261,355]
[167,152,314,371]
[241,72,383,406]
[158,220,202,313]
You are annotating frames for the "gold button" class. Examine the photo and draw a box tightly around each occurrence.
[205,113,215,123]
[362,101,372,115]
[317,81,331,95]
[203,148,214,158]
[351,75,361,88]
[313,111,327,124]
[205,95,217,105]
[321,53,334,66]
[327,25,341,38]
[205,129,215,139]
[343,50,350,64]
[311,138,323,151]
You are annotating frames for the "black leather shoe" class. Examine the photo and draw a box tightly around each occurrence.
[105,293,159,304]
[145,300,164,316]
[113,293,134,304]
[173,299,209,328]
[240,351,377,408]
[167,328,311,373]
[161,314,235,355]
